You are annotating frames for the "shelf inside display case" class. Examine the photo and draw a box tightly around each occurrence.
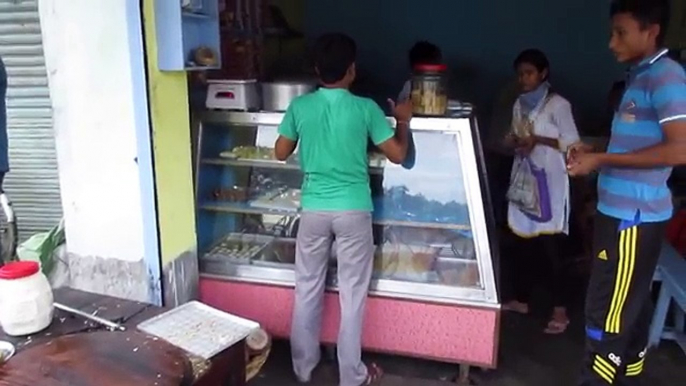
[200,224,483,303]
[195,111,497,305]
[201,158,386,174]
[198,201,471,231]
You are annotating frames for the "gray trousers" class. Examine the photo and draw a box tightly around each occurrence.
[291,211,374,386]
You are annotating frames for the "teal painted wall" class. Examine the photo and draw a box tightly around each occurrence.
[305,0,625,134]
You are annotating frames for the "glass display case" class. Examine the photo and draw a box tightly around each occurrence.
[195,111,498,306]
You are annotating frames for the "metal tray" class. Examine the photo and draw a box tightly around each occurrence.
[137,301,259,359]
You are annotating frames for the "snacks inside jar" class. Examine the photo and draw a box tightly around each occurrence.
[411,64,448,116]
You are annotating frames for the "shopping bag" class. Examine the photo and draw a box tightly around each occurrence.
[506,157,552,222]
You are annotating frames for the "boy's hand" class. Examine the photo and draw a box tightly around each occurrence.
[567,152,602,177]
[566,142,594,163]
[504,132,518,147]
[388,98,413,123]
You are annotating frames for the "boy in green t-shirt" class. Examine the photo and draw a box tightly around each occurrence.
[274,33,411,386]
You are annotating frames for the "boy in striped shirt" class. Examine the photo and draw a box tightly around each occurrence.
[567,0,686,384]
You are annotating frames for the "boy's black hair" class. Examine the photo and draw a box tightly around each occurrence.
[610,0,670,45]
[513,49,550,79]
[313,33,357,84]
[409,41,442,67]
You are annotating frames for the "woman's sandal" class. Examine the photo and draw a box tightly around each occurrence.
[543,318,570,334]
[362,363,384,385]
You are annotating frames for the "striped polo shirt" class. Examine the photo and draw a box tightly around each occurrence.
[598,49,686,223]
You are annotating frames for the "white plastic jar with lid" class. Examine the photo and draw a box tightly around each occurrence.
[0,261,54,336]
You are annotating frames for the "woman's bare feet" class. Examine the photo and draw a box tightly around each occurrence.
[502,300,529,314]
[544,306,570,334]
[362,363,384,385]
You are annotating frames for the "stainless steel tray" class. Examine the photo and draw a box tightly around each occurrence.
[137,301,259,359]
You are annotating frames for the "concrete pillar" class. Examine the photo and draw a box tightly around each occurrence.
[39,0,200,305]
[38,0,161,303]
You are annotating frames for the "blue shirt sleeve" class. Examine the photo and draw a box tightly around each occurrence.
[651,62,686,125]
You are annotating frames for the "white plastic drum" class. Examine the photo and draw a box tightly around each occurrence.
[0,261,54,336]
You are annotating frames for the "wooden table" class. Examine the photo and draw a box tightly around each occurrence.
[0,288,246,386]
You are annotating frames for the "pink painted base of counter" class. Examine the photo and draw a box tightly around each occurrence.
[200,278,500,368]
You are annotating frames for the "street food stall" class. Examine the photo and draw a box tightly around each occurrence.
[152,0,501,372]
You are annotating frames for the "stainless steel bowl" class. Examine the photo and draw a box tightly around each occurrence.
[261,81,316,112]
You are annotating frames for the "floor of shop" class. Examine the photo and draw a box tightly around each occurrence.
[250,305,686,386]
[249,232,685,385]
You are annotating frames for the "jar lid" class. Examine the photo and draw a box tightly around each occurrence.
[0,261,40,280]
[414,64,448,72]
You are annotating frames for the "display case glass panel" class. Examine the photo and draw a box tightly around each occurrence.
[195,112,497,305]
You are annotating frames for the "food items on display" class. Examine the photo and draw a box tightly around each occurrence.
[250,188,301,211]
[213,186,249,202]
[205,234,273,262]
[220,146,276,161]
[437,262,480,287]
[374,243,438,282]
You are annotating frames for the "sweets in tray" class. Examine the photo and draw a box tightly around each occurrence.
[204,233,274,263]
[220,146,275,160]
[374,243,439,282]
[213,186,249,202]
[219,146,383,167]
[249,188,301,211]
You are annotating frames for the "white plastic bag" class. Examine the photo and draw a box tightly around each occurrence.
[507,158,540,214]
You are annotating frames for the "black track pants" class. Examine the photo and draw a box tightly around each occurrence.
[579,213,666,386]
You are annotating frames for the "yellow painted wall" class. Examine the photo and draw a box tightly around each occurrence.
[142,0,197,265]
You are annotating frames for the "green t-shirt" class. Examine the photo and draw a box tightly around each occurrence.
[278,88,394,211]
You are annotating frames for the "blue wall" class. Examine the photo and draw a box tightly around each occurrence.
[304,0,625,134]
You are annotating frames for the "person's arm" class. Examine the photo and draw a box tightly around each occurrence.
[568,66,686,176]
[374,99,412,164]
[538,98,580,151]
[274,106,298,161]
[594,120,686,167]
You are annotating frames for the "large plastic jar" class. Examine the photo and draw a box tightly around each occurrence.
[0,261,54,336]
[410,64,448,116]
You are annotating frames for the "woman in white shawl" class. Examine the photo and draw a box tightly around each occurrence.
[503,49,580,334]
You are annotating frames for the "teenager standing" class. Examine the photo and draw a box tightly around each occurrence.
[274,33,411,386]
[568,1,686,384]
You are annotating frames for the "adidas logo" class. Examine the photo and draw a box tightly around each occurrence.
[598,250,608,260]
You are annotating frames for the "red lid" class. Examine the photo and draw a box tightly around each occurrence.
[414,63,448,72]
[0,261,40,280]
